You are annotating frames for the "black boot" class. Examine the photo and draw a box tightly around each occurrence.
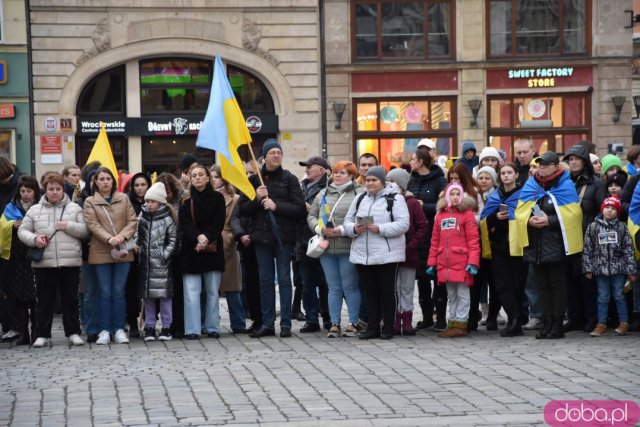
[535,316,553,339]
[500,317,523,337]
[548,317,565,339]
[433,295,447,331]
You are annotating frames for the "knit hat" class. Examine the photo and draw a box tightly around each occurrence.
[477,166,497,184]
[386,168,410,191]
[445,183,464,207]
[601,196,621,217]
[589,153,600,164]
[144,182,167,204]
[478,147,502,165]
[262,138,282,158]
[606,172,628,189]
[180,153,198,171]
[601,154,623,176]
[366,165,387,184]
[417,138,435,149]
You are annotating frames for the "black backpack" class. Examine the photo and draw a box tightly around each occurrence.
[355,192,396,221]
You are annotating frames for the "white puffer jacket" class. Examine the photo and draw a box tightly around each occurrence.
[18,194,88,268]
[342,184,409,265]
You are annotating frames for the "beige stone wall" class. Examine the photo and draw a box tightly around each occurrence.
[29,1,321,176]
[3,0,27,45]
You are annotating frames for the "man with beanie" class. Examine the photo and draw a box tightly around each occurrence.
[563,143,607,333]
[238,139,306,338]
[455,141,479,174]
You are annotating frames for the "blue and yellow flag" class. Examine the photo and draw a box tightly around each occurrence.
[0,203,24,260]
[514,171,583,256]
[316,193,332,230]
[479,188,521,258]
[628,182,640,258]
[196,55,256,200]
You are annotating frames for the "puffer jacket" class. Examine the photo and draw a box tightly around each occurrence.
[83,191,138,264]
[18,194,88,268]
[570,170,607,231]
[427,196,480,286]
[135,204,177,299]
[582,215,636,277]
[342,184,409,265]
[238,165,306,247]
[307,179,364,255]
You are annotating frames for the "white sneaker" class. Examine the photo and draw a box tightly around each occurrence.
[480,303,489,326]
[114,329,129,344]
[524,317,543,330]
[68,334,85,346]
[32,337,48,348]
[96,330,111,345]
[1,330,19,341]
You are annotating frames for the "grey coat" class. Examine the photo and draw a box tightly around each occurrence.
[135,204,177,299]
[582,216,636,277]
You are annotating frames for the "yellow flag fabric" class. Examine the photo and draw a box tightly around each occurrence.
[0,214,13,260]
[87,122,118,184]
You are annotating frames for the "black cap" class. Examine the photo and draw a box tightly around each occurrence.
[180,153,198,171]
[299,156,330,170]
[538,151,560,165]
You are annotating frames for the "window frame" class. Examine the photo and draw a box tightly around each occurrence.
[351,0,456,62]
[486,0,591,59]
[352,96,458,166]
[76,64,126,116]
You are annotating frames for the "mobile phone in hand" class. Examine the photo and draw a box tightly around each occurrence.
[532,204,543,217]
[499,204,508,213]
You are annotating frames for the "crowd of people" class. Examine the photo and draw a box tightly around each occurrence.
[1,136,639,347]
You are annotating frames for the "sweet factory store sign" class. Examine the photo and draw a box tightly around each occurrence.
[487,67,592,90]
[508,67,574,88]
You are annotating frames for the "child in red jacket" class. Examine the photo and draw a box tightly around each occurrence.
[426,183,480,338]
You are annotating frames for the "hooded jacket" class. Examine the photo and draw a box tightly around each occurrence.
[307,179,364,255]
[128,172,152,216]
[564,144,607,231]
[342,184,409,265]
[455,141,479,174]
[427,195,480,286]
[135,204,177,299]
[18,194,88,268]
[582,215,636,277]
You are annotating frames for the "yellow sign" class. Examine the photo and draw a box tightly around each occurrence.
[282,132,292,140]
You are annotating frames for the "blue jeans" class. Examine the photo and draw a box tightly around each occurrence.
[320,253,361,325]
[225,291,246,331]
[95,262,131,333]
[183,271,221,335]
[82,262,101,335]
[254,242,293,330]
[298,257,326,325]
[595,274,628,323]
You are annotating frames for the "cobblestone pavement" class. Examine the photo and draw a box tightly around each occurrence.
[1,299,640,427]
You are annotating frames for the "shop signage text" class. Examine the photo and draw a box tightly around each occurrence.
[147,117,203,135]
[40,135,62,154]
[487,67,592,90]
[0,104,15,118]
[78,119,127,135]
[507,67,574,88]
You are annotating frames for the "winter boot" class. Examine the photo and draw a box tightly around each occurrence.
[535,316,553,339]
[393,312,402,335]
[434,297,447,331]
[548,316,565,339]
[500,317,524,337]
[615,322,630,336]
[402,311,415,336]
[438,321,458,338]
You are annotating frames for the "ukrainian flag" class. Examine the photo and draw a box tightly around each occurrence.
[514,170,583,257]
[479,188,521,258]
[0,203,24,260]
[196,55,256,200]
[628,182,640,258]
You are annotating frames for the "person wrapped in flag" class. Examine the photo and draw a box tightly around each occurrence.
[480,163,527,337]
[514,151,583,340]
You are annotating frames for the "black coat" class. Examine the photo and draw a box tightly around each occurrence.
[178,185,225,274]
[238,165,306,247]
[0,167,22,214]
[570,170,607,232]
[0,202,36,303]
[620,174,639,222]
[515,159,530,188]
[523,175,566,265]
[406,165,447,273]
[296,173,328,256]
[486,186,520,258]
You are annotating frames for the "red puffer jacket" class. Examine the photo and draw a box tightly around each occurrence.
[427,196,480,286]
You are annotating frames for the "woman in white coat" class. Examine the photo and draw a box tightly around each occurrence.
[342,166,409,340]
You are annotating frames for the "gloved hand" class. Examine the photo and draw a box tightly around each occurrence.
[426,266,436,276]
[466,264,479,275]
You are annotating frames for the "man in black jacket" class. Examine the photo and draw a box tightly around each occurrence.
[238,139,306,338]
[563,143,607,333]
[514,138,536,187]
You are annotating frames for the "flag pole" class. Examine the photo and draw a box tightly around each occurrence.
[246,142,265,187]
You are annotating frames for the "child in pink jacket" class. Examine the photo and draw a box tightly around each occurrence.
[426,183,480,338]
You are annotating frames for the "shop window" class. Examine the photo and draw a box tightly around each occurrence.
[0,129,12,159]
[488,0,588,58]
[140,59,274,114]
[77,65,125,114]
[141,136,213,175]
[488,93,590,158]
[354,98,456,170]
[353,0,453,60]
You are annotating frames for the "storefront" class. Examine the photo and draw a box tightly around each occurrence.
[486,66,593,158]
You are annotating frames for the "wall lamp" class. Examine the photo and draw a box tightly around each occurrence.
[468,99,482,127]
[633,96,640,119]
[611,96,626,123]
[333,102,346,129]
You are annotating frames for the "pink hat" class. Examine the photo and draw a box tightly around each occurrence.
[445,183,464,207]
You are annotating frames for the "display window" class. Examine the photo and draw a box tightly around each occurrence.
[354,98,456,170]
[488,93,590,158]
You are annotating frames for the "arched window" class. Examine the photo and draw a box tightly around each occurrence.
[76,65,125,114]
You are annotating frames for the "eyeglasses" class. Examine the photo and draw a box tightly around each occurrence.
[267,151,282,157]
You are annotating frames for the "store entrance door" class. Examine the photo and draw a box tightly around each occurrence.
[141,135,214,175]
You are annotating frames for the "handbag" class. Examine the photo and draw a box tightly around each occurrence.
[26,205,66,262]
[101,205,132,260]
[305,191,346,259]
[191,199,217,253]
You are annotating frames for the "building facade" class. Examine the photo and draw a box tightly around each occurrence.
[0,0,32,173]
